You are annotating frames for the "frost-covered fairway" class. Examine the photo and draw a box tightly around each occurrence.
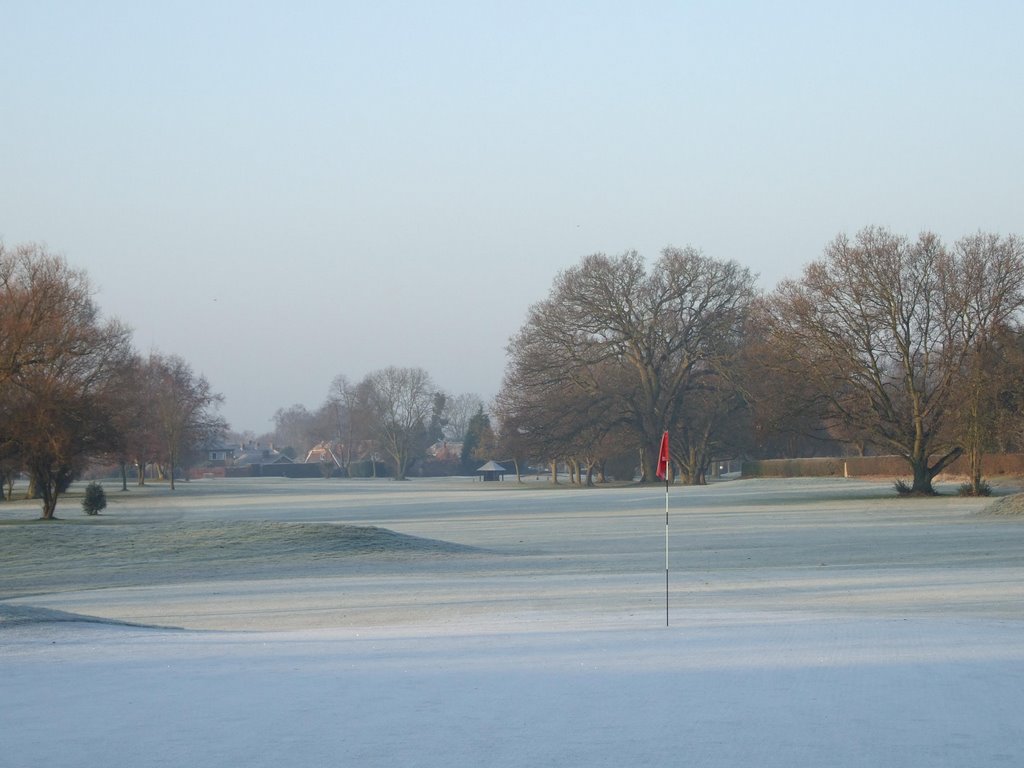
[3,477,1024,766]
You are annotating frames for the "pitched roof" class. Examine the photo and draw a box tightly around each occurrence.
[476,460,506,472]
[304,442,341,467]
[235,447,293,465]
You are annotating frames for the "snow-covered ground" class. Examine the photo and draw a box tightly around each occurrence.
[3,477,1024,767]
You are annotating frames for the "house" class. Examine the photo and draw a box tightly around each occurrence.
[304,441,342,468]
[233,442,293,467]
[224,441,304,478]
[206,443,238,466]
[428,441,463,462]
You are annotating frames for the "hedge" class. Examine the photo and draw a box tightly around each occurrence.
[741,454,1024,479]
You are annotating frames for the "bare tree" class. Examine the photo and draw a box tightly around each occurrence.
[362,366,438,480]
[323,373,377,474]
[496,352,622,484]
[443,393,485,442]
[501,248,756,482]
[737,305,841,459]
[271,403,320,459]
[764,227,1024,494]
[105,353,163,489]
[322,374,353,447]
[148,353,227,490]
[950,233,1024,493]
[490,401,533,482]
[0,243,131,518]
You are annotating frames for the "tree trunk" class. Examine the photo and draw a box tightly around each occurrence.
[969,445,984,495]
[391,447,408,480]
[910,459,934,495]
[908,447,962,495]
[40,502,56,519]
[40,493,57,519]
[640,446,657,483]
[29,467,58,519]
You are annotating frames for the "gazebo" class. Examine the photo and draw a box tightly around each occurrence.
[476,460,507,482]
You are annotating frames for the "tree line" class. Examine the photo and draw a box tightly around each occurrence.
[5,225,1024,518]
[0,243,226,517]
[262,373,491,481]
[495,227,1024,495]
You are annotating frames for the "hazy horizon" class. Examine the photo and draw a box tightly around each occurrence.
[3,2,1021,431]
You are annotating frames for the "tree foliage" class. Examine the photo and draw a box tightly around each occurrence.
[82,481,107,515]
[460,406,496,473]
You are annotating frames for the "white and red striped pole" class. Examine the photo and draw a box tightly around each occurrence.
[656,431,670,627]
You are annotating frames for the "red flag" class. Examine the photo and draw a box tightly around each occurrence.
[656,431,670,481]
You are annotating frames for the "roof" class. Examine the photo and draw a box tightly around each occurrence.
[476,461,506,472]
[304,442,341,467]
[235,448,293,466]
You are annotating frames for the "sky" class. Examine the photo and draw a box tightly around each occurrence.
[2,1,1022,432]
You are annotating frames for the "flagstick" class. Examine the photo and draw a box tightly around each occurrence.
[656,430,671,628]
[665,476,670,627]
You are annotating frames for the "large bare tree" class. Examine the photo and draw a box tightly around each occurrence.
[764,227,1024,494]
[949,233,1024,493]
[501,248,756,482]
[0,243,131,518]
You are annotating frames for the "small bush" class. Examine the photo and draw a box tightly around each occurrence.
[958,480,993,497]
[82,481,107,515]
[894,478,942,497]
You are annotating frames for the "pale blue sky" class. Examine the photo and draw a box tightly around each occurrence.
[3,2,1022,431]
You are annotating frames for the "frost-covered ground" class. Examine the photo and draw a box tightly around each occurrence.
[3,477,1024,767]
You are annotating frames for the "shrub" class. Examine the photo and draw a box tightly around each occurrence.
[82,481,107,515]
[894,478,941,497]
[958,480,993,497]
